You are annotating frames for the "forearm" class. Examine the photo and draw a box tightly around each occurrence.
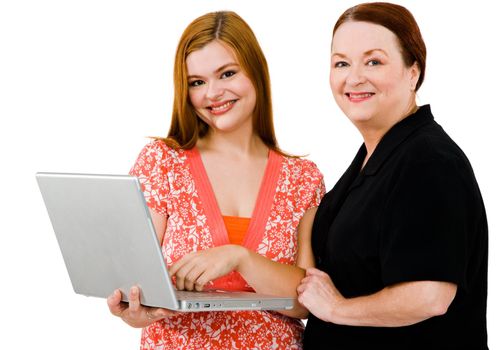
[329,281,457,327]
[236,248,309,318]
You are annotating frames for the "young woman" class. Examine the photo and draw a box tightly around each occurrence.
[107,11,325,349]
[297,2,488,349]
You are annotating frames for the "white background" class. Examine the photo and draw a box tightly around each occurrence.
[1,0,497,348]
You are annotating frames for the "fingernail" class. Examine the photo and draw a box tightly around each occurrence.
[131,286,138,295]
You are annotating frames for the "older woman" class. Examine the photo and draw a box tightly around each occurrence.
[297,2,488,349]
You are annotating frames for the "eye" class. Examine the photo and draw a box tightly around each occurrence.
[367,59,381,66]
[333,61,349,68]
[189,80,204,87]
[221,70,236,79]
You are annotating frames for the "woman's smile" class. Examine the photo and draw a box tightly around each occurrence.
[346,92,375,103]
[207,99,238,115]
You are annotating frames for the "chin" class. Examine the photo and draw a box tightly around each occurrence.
[212,120,246,133]
[339,107,370,124]
[345,101,379,120]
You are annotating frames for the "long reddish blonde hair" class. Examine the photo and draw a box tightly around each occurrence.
[163,11,285,154]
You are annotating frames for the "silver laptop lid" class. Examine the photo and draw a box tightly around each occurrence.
[36,172,179,309]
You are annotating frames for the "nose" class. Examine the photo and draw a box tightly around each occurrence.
[206,80,224,101]
[345,64,367,86]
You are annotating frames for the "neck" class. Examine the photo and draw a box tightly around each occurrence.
[360,100,418,166]
[197,122,268,158]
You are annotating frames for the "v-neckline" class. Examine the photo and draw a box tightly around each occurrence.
[185,147,282,251]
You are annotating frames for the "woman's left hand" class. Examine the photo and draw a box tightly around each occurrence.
[297,267,345,323]
[169,245,247,291]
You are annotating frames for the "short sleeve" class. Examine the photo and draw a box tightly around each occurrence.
[380,157,471,288]
[129,140,170,217]
[298,159,326,212]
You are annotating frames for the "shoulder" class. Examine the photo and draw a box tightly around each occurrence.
[400,121,471,171]
[280,155,325,196]
[281,155,324,181]
[391,123,480,198]
[137,139,188,165]
[131,140,190,178]
[139,139,180,157]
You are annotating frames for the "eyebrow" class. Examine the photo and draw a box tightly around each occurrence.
[187,62,239,79]
[332,48,389,58]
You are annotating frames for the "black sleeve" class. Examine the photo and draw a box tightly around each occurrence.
[379,156,472,289]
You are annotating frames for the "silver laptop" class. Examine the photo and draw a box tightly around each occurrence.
[36,172,294,312]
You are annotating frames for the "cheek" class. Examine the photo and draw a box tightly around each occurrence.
[238,79,257,107]
[329,70,343,96]
[188,90,203,109]
[240,79,256,96]
[247,87,257,107]
[382,78,409,98]
[379,68,411,95]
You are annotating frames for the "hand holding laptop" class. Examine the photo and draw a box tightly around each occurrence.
[107,286,177,328]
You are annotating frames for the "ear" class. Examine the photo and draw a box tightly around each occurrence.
[409,62,421,91]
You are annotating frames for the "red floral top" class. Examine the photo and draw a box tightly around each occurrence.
[130,140,325,349]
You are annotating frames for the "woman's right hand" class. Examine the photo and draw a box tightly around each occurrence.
[107,286,177,328]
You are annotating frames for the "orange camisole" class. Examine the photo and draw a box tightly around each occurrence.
[222,216,251,245]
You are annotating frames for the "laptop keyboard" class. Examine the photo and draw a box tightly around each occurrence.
[176,290,254,300]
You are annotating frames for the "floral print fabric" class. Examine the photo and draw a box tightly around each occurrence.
[130,140,325,349]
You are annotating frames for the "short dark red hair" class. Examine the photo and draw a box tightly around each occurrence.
[333,2,426,91]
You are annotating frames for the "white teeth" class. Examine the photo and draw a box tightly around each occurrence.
[211,100,234,111]
[349,93,373,99]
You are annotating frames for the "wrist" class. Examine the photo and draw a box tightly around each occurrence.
[329,297,346,324]
[232,244,250,272]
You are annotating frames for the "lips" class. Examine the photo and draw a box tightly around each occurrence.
[348,93,374,98]
[346,92,375,102]
[207,99,237,115]
[347,92,374,99]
